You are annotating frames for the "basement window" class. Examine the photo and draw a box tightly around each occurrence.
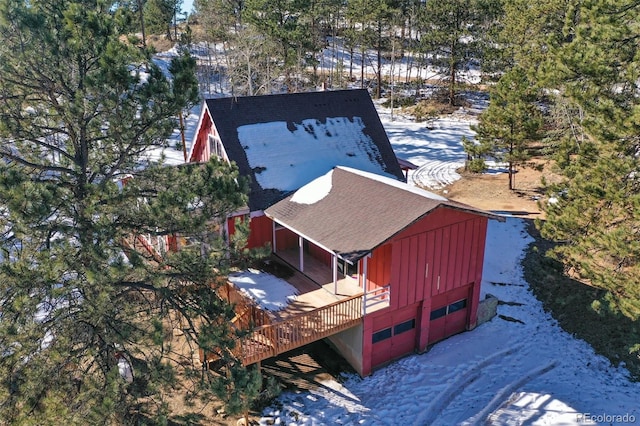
[394,319,416,335]
[430,306,447,321]
[430,298,468,321]
[448,299,467,314]
[372,327,392,344]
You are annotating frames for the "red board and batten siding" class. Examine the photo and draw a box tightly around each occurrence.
[308,242,332,267]
[363,243,392,293]
[362,207,489,376]
[189,110,213,163]
[391,214,486,307]
[274,227,297,251]
[388,208,487,318]
[227,214,274,249]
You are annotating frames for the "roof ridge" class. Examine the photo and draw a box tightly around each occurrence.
[334,166,449,202]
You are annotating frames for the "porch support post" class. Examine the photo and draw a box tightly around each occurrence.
[272,220,277,253]
[298,236,304,272]
[362,255,369,291]
[333,254,338,294]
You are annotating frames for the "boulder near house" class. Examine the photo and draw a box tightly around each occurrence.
[184,89,501,376]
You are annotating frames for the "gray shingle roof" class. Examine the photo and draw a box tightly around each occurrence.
[265,167,502,263]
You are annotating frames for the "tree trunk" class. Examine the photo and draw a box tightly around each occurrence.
[360,45,365,89]
[509,139,514,190]
[508,161,514,190]
[137,0,146,47]
[449,39,456,106]
[179,113,187,161]
[376,21,382,99]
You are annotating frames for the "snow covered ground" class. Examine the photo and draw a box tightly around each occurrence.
[258,218,640,426]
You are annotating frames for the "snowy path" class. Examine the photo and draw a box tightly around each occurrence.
[433,348,558,425]
[378,110,476,189]
[412,344,525,425]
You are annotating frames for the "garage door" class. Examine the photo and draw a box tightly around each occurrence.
[428,285,471,344]
[371,303,419,367]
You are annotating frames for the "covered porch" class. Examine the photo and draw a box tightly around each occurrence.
[271,220,390,317]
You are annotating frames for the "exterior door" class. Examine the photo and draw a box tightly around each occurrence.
[428,284,471,344]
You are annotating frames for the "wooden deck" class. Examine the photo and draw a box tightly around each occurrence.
[125,230,383,368]
[231,251,366,365]
[212,251,366,366]
[271,249,364,320]
[203,250,390,367]
[237,294,363,365]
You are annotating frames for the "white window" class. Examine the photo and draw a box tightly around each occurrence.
[208,135,225,160]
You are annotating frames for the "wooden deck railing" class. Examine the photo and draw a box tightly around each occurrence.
[363,284,391,315]
[218,282,272,330]
[237,294,363,366]
[122,234,164,264]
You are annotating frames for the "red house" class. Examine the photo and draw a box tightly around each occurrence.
[264,167,501,375]
[188,90,501,376]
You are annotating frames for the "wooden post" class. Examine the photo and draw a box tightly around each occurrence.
[362,255,368,290]
[362,255,368,315]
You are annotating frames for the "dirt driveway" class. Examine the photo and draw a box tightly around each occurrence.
[434,160,560,219]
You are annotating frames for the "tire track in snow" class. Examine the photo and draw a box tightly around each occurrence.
[463,360,559,426]
[412,344,525,426]
[433,352,559,426]
[411,159,465,190]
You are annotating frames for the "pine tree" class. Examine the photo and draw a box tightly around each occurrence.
[468,67,542,189]
[144,0,180,40]
[538,0,640,320]
[195,0,244,40]
[242,0,315,92]
[0,0,253,422]
[417,0,501,105]
[484,0,569,80]
[345,0,379,88]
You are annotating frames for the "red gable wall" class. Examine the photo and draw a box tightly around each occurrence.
[389,207,487,309]
[189,109,213,163]
[361,207,490,375]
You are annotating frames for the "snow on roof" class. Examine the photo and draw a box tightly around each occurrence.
[228,269,298,311]
[237,116,397,192]
[290,169,333,205]
[337,166,448,201]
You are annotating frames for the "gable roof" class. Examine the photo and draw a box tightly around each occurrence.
[200,90,405,211]
[265,166,503,263]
